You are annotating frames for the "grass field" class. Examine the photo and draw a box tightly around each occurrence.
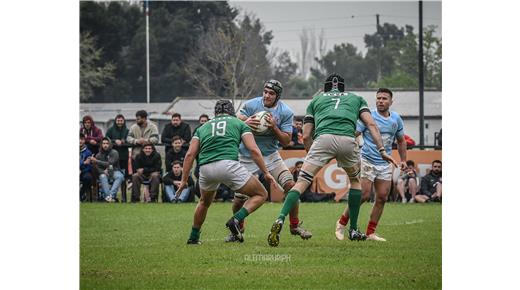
[80,202,441,289]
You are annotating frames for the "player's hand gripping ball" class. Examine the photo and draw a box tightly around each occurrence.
[251,111,271,135]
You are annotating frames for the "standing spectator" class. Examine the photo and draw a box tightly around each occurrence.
[92,137,125,202]
[397,160,419,203]
[127,110,159,160]
[417,160,442,202]
[165,136,187,169]
[105,114,130,201]
[80,133,93,202]
[80,115,103,155]
[163,161,194,203]
[131,143,161,203]
[161,113,192,153]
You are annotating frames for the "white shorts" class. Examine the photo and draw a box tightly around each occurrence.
[238,151,293,188]
[199,160,252,192]
[360,158,393,182]
[305,134,360,168]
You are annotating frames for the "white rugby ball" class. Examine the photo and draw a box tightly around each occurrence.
[251,111,271,135]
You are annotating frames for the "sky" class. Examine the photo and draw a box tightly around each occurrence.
[229,1,441,59]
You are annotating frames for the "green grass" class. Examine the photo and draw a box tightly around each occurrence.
[80,202,441,289]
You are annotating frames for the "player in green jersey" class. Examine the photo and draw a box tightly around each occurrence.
[267,73,397,247]
[176,100,275,245]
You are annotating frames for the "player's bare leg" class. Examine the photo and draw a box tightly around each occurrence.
[268,162,320,247]
[365,179,392,241]
[225,176,267,243]
[188,190,216,244]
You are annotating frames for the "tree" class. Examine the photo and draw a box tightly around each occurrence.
[184,15,272,109]
[80,32,115,102]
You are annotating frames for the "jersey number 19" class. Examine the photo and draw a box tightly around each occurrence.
[211,121,226,136]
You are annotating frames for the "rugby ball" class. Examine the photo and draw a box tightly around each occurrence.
[251,111,271,135]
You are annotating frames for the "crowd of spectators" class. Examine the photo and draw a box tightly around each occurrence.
[79,110,441,204]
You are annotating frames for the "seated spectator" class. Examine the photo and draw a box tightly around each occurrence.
[165,136,187,169]
[163,161,194,203]
[91,137,125,203]
[80,133,93,202]
[416,160,442,203]
[105,114,130,202]
[287,118,304,148]
[131,143,161,203]
[292,161,304,182]
[127,110,159,160]
[397,160,419,203]
[161,113,192,153]
[80,115,103,155]
[193,114,210,136]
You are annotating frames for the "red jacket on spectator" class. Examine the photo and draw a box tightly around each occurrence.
[404,134,416,147]
[80,115,103,144]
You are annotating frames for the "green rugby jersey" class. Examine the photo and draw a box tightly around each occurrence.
[193,114,252,166]
[305,89,369,138]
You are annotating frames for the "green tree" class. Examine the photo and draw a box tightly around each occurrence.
[80,32,115,102]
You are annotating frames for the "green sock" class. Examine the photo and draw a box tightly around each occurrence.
[278,190,301,221]
[347,189,362,230]
[189,227,200,241]
[233,207,250,222]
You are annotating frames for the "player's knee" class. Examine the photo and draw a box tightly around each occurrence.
[199,197,212,208]
[282,180,295,193]
[375,194,387,204]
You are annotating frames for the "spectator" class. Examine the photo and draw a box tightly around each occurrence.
[105,114,130,201]
[417,160,442,203]
[163,161,194,203]
[292,160,304,182]
[127,110,159,160]
[80,115,103,155]
[92,137,125,202]
[161,113,192,153]
[397,160,419,203]
[80,133,93,202]
[192,114,210,137]
[131,143,162,203]
[287,118,304,148]
[165,136,187,169]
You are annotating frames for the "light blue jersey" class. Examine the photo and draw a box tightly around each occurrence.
[238,97,294,157]
[357,109,404,165]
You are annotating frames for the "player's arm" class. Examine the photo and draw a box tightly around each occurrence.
[265,115,291,147]
[175,138,200,196]
[395,135,407,170]
[241,133,275,185]
[302,115,315,152]
[359,111,397,167]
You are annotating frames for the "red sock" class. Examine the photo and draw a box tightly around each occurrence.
[289,217,299,229]
[366,220,378,235]
[339,214,349,226]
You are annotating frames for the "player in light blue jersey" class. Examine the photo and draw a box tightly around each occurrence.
[335,88,408,242]
[225,80,312,242]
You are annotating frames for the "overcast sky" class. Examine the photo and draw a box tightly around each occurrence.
[229,1,441,59]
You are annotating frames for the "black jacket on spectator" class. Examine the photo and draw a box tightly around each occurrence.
[161,122,192,152]
[165,148,188,172]
[135,150,162,175]
[420,172,442,196]
[163,171,194,187]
